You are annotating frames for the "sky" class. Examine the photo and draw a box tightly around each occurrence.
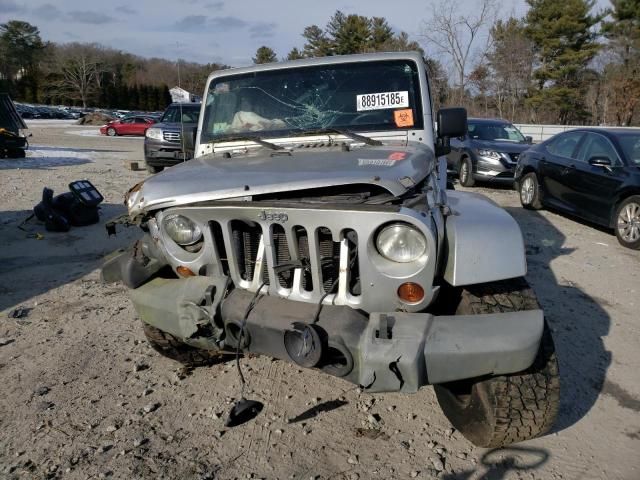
[1,0,612,68]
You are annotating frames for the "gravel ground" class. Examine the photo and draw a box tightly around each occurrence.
[0,121,639,480]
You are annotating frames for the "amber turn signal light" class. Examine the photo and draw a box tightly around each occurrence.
[176,266,196,277]
[397,282,424,303]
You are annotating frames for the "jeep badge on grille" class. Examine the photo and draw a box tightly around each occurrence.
[258,211,288,223]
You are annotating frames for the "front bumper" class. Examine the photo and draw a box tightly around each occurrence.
[104,249,543,393]
[144,139,192,166]
[474,156,517,182]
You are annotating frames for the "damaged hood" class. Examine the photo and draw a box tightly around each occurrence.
[127,143,434,216]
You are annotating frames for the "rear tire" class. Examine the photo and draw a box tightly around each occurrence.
[458,157,475,187]
[614,196,640,250]
[142,322,221,367]
[434,278,560,448]
[519,172,542,210]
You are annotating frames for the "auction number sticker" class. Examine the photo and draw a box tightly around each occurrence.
[356,91,409,111]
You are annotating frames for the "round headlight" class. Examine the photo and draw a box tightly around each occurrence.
[163,214,202,246]
[376,223,427,263]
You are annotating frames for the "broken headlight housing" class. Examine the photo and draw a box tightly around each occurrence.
[375,223,426,263]
[163,214,203,246]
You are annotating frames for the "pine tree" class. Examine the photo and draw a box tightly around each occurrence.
[302,25,332,57]
[369,17,393,50]
[286,47,304,60]
[253,46,277,64]
[327,11,371,55]
[525,0,603,123]
[0,20,46,101]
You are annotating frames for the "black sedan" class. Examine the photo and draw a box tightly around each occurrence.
[514,128,640,249]
[447,118,532,187]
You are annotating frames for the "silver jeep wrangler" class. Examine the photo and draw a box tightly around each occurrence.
[104,52,559,447]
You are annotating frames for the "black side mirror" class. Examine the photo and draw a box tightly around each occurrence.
[525,136,533,144]
[436,107,467,157]
[437,107,468,139]
[588,156,612,167]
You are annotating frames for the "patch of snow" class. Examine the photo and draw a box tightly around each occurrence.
[25,119,78,126]
[0,148,94,169]
[65,129,144,139]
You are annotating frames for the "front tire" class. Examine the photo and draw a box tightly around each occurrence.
[142,322,221,367]
[458,157,475,187]
[519,172,542,210]
[614,196,640,250]
[434,278,560,448]
[145,163,162,174]
[107,127,117,137]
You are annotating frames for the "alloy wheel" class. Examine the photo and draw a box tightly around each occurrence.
[617,202,640,243]
[520,177,535,205]
[460,162,468,183]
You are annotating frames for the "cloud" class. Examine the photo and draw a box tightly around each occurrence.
[31,3,62,20]
[209,16,247,30]
[172,15,246,32]
[173,15,208,32]
[203,1,224,8]
[249,22,277,39]
[68,11,115,24]
[0,0,25,13]
[115,5,137,15]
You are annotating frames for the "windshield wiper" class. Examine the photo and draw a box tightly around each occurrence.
[294,128,382,146]
[207,135,283,151]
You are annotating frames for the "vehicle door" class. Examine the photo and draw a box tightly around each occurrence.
[539,131,585,211]
[132,117,150,135]
[448,133,466,172]
[118,118,135,135]
[564,132,626,225]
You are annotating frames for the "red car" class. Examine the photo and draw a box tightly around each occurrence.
[100,116,156,136]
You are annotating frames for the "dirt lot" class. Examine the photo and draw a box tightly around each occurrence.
[1,120,639,480]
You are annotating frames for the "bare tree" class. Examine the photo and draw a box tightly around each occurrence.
[51,43,103,108]
[486,17,535,122]
[420,0,496,104]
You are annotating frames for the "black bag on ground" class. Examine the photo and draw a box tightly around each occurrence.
[33,180,103,231]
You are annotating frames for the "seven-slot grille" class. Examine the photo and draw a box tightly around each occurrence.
[210,220,360,300]
[163,131,181,142]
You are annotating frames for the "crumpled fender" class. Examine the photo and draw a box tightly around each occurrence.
[443,191,526,286]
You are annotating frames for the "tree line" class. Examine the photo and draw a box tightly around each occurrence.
[0,21,227,110]
[253,1,639,126]
[2,0,638,125]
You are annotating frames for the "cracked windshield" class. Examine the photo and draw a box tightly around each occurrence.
[201,60,423,142]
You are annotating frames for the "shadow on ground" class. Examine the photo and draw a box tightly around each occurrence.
[443,446,549,480]
[0,203,140,311]
[0,153,91,170]
[505,206,611,433]
[28,146,130,154]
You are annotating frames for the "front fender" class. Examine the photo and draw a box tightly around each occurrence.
[443,191,526,286]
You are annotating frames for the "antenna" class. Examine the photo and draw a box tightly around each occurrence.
[177,42,186,163]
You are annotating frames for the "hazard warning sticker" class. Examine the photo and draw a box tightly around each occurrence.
[393,109,414,127]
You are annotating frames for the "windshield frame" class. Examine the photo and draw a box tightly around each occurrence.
[199,58,425,145]
[161,104,201,123]
[467,120,526,143]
